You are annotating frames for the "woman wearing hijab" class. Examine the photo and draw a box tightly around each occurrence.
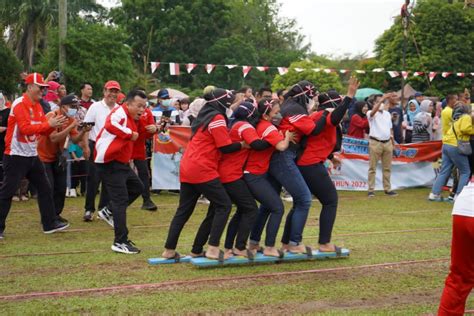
[161,88,243,261]
[296,77,359,254]
[412,100,434,143]
[403,100,420,143]
[348,101,369,139]
[244,99,294,257]
[269,80,327,254]
[429,104,474,201]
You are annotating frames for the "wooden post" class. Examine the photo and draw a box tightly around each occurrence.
[58,0,67,77]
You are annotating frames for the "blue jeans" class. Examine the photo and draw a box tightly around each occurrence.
[432,144,471,195]
[246,172,284,247]
[268,149,312,246]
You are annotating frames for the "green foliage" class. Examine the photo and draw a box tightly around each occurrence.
[0,40,23,95]
[355,59,389,90]
[272,60,344,93]
[375,0,474,96]
[35,21,135,97]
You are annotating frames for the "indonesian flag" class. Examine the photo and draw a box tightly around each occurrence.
[471,73,474,77]
[323,69,333,74]
[313,68,321,72]
[372,68,384,73]
[277,67,288,75]
[256,66,269,72]
[456,72,465,77]
[429,72,437,82]
[388,71,400,78]
[169,63,180,76]
[294,68,304,72]
[441,72,451,78]
[339,69,349,74]
[401,71,409,79]
[205,64,216,74]
[242,66,252,78]
[150,62,160,73]
[355,70,366,74]
[413,71,424,77]
[186,63,197,74]
[225,64,237,69]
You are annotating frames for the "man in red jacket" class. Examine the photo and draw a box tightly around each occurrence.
[95,89,147,254]
[0,73,70,238]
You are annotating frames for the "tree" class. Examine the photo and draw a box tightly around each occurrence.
[35,21,135,97]
[374,0,474,96]
[272,60,344,93]
[0,40,23,95]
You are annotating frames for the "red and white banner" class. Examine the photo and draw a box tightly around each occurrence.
[186,63,197,74]
[152,130,442,191]
[150,62,160,73]
[429,72,437,82]
[277,67,288,75]
[242,66,252,78]
[388,71,399,78]
[169,62,180,76]
[205,64,216,74]
[401,71,409,79]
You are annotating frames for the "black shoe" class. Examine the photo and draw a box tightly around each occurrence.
[98,207,114,227]
[83,211,94,222]
[111,240,140,254]
[57,216,69,224]
[44,221,70,234]
[368,191,375,198]
[384,190,398,196]
[141,200,158,211]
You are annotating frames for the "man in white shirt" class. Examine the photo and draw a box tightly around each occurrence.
[366,93,397,197]
[82,80,120,222]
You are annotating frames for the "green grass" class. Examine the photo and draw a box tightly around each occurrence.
[0,188,472,315]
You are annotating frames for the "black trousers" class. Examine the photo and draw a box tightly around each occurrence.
[44,160,67,217]
[97,161,144,243]
[0,155,56,232]
[85,140,109,212]
[71,160,87,194]
[164,179,232,252]
[298,163,338,244]
[222,179,258,250]
[134,159,151,202]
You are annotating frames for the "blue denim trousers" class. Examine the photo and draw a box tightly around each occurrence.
[432,144,471,195]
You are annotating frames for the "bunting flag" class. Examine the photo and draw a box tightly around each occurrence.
[313,68,321,72]
[323,69,333,74]
[205,64,216,74]
[441,72,451,78]
[242,66,252,78]
[294,68,304,72]
[169,63,180,76]
[471,73,474,76]
[225,64,237,69]
[339,69,349,74]
[413,71,424,77]
[186,63,197,74]
[372,68,384,72]
[150,62,160,74]
[256,66,269,72]
[355,70,366,74]
[401,71,409,79]
[456,72,465,77]
[277,67,288,75]
[388,71,400,78]
[428,72,437,82]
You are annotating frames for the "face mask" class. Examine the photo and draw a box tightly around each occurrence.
[67,108,78,117]
[271,113,283,126]
[162,99,172,107]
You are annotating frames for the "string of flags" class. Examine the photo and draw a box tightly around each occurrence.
[150,61,473,82]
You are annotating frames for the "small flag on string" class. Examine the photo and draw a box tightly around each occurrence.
[413,71,424,77]
[186,63,197,74]
[388,71,400,78]
[441,72,451,78]
[323,69,333,74]
[428,72,437,82]
[169,63,180,76]
[313,68,321,72]
[456,72,465,77]
[355,70,366,74]
[242,66,252,78]
[401,71,409,79]
[225,64,237,69]
[277,67,288,75]
[205,64,216,74]
[339,69,349,74]
[372,68,384,72]
[294,68,304,72]
[256,66,269,72]
[471,73,474,77]
[150,62,160,73]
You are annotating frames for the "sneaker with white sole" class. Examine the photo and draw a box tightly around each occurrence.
[428,193,444,202]
[83,211,94,222]
[69,188,77,198]
[111,240,140,254]
[98,207,114,227]
[44,221,70,234]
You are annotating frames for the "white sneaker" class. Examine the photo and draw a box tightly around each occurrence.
[69,188,77,198]
[65,188,70,198]
[12,196,20,202]
[428,193,443,202]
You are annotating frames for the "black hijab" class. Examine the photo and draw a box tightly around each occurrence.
[353,101,367,118]
[281,80,317,117]
[191,88,235,137]
[317,90,343,110]
[231,101,260,127]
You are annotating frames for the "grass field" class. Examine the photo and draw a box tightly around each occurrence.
[0,188,472,315]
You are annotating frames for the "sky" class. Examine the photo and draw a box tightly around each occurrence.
[98,0,403,58]
[279,0,403,58]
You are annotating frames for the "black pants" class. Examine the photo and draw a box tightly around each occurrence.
[164,179,232,252]
[222,179,258,250]
[0,155,56,232]
[71,160,87,194]
[44,160,67,217]
[298,163,338,244]
[85,140,109,212]
[134,159,151,202]
[97,161,144,243]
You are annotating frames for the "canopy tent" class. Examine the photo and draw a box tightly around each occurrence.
[355,88,383,101]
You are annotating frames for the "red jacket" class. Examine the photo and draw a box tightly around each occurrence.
[132,108,155,160]
[94,104,137,164]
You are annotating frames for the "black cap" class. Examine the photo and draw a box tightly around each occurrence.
[60,94,80,106]
[157,89,170,99]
